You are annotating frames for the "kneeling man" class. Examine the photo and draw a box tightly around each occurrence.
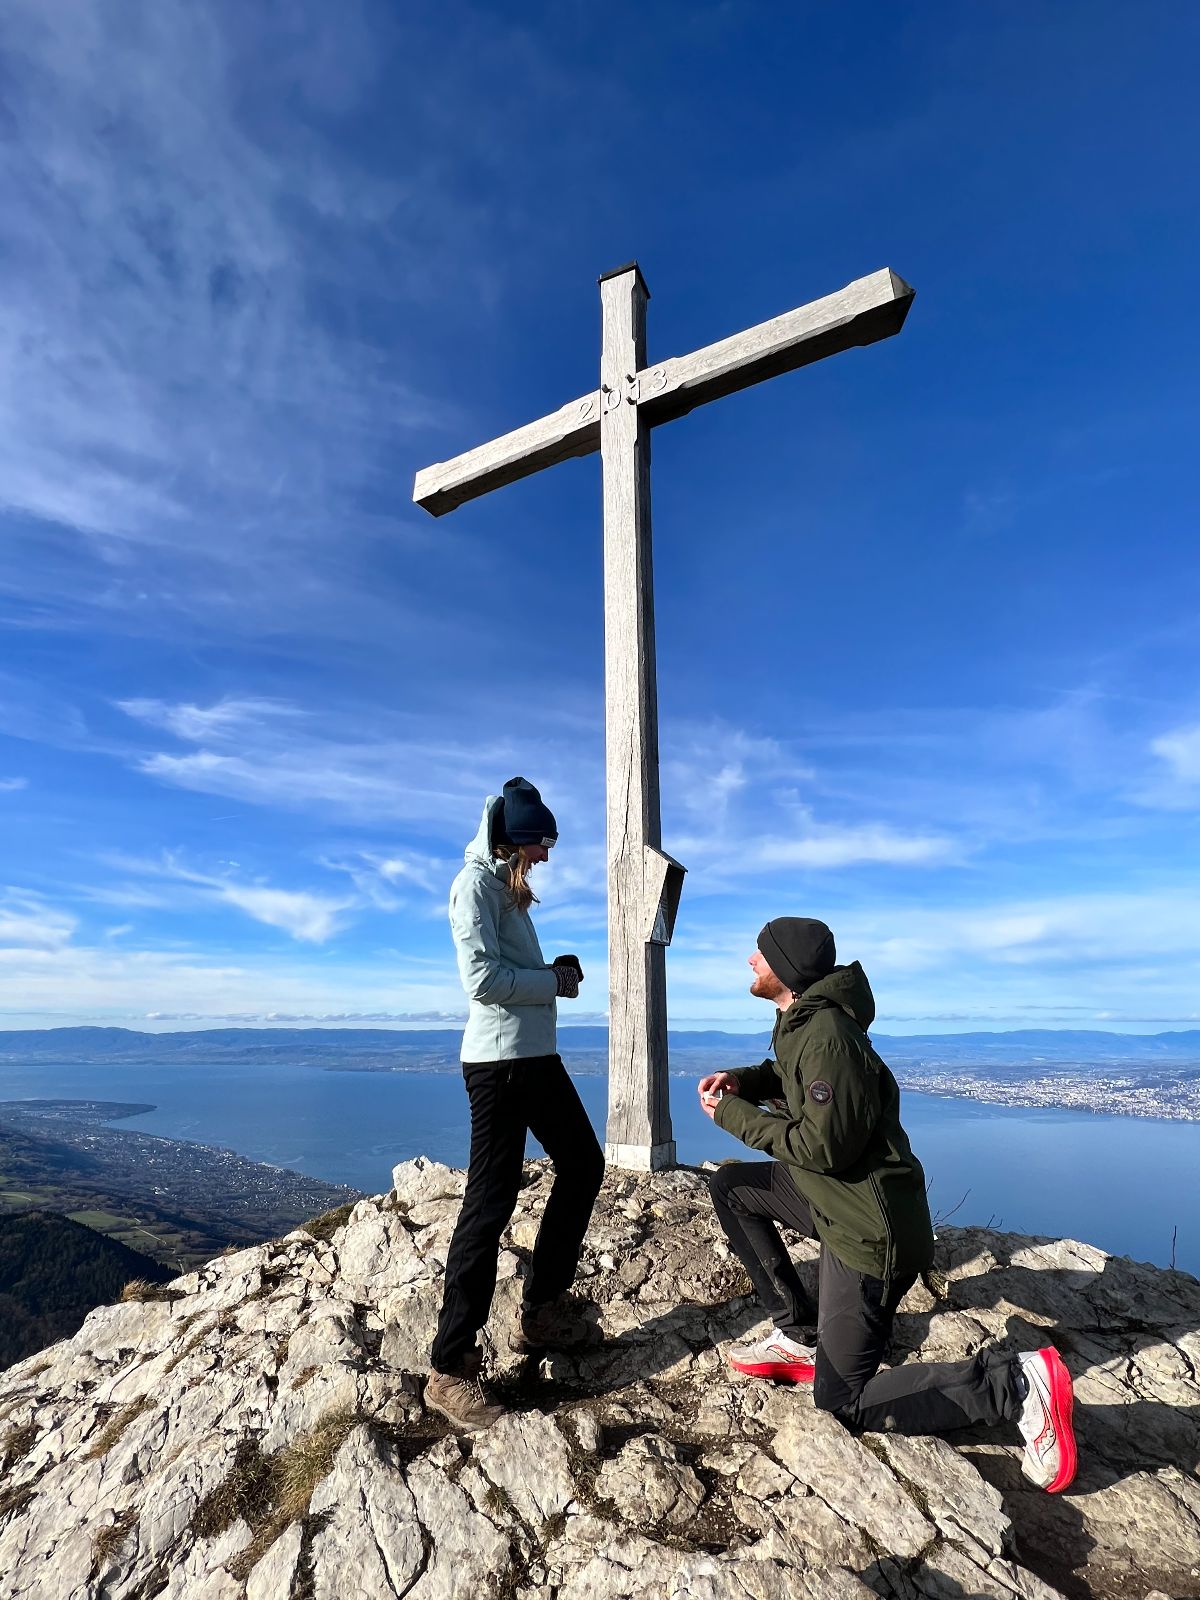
[701,917,1076,1494]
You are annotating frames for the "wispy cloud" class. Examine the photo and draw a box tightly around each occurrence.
[663,720,965,881]
[1142,721,1200,808]
[116,693,600,831]
[0,0,457,636]
[0,936,465,1026]
[203,881,350,945]
[0,890,76,950]
[96,851,355,944]
[747,823,958,870]
[0,778,27,793]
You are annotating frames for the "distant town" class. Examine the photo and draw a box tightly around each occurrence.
[0,1098,359,1272]
[884,1066,1200,1121]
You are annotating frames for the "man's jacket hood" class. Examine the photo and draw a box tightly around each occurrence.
[781,961,876,1034]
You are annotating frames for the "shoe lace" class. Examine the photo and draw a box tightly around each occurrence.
[458,1374,488,1405]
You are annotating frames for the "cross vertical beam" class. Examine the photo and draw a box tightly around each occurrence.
[599,264,675,1171]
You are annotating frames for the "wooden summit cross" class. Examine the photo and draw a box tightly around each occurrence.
[414,264,914,1171]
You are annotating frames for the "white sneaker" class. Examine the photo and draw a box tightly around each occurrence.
[1016,1348,1077,1493]
[727,1327,816,1383]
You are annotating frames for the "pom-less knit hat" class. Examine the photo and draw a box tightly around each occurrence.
[495,776,558,847]
[757,917,836,995]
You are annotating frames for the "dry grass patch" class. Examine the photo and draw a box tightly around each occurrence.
[91,1508,138,1576]
[85,1396,155,1460]
[1,1420,38,1473]
[301,1202,355,1244]
[0,1484,34,1523]
[189,1407,359,1581]
[191,1438,275,1544]
[120,1278,183,1304]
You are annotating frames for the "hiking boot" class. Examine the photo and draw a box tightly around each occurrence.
[425,1364,504,1433]
[727,1327,816,1383]
[511,1291,597,1353]
[1016,1348,1077,1493]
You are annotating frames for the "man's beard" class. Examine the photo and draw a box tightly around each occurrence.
[750,971,787,1002]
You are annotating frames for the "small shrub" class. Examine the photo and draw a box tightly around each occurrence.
[91,1508,138,1575]
[120,1279,182,1305]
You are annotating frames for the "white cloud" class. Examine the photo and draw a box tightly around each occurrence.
[119,698,300,743]
[209,882,349,944]
[749,824,958,870]
[116,693,600,832]
[0,891,76,949]
[0,0,460,638]
[0,777,27,792]
[1150,723,1200,786]
[0,939,465,1026]
[95,850,355,944]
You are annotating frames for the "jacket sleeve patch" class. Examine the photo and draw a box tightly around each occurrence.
[808,1079,834,1106]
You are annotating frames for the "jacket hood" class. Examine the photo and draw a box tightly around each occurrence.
[464,796,511,881]
[781,961,876,1032]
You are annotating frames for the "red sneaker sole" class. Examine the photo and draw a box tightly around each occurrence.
[1039,1347,1077,1493]
[729,1357,815,1384]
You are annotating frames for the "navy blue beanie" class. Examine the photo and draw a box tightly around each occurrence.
[494,776,558,847]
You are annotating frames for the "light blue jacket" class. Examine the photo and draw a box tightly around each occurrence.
[449,795,559,1062]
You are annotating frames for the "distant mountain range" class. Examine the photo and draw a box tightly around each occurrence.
[2,1023,1199,1072]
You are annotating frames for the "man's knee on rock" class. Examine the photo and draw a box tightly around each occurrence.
[813,1365,861,1423]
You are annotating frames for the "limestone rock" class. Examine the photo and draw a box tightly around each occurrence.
[1,1164,1198,1600]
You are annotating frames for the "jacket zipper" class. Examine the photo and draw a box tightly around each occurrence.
[868,1171,895,1280]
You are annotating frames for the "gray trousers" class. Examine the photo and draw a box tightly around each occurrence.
[709,1160,1022,1433]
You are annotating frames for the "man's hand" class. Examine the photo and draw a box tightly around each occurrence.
[698,1071,739,1119]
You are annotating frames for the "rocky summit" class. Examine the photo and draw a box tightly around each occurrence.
[1,1159,1198,1600]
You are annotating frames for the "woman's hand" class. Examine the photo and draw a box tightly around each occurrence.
[552,955,583,998]
[553,958,581,999]
[698,1071,739,1118]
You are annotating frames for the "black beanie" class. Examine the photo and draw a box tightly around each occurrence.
[757,917,836,995]
[494,776,558,847]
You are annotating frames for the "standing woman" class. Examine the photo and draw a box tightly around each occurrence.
[426,776,605,1431]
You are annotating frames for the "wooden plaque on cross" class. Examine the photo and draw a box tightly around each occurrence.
[414,264,914,1171]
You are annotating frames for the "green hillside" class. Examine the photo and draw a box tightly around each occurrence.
[0,1209,173,1371]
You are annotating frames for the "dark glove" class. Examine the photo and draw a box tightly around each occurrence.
[552,954,583,981]
[554,962,580,999]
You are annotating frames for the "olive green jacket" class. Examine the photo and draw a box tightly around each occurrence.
[714,963,934,1282]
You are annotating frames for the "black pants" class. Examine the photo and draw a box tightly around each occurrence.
[431,1055,604,1373]
[710,1160,1022,1433]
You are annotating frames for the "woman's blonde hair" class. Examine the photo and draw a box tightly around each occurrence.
[493,844,539,912]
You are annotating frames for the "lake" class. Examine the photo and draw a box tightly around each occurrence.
[1,1058,1196,1275]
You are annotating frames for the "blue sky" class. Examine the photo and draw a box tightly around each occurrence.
[1,1,1198,1033]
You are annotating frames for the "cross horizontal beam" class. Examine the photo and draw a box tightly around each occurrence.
[413,268,913,517]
